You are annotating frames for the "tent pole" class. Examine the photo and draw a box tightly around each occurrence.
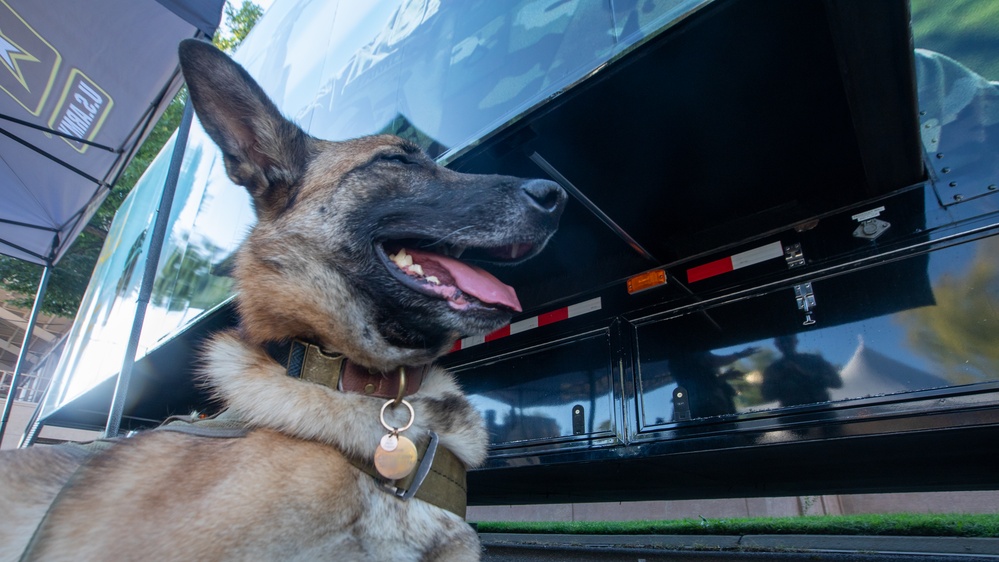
[104,99,194,439]
[0,264,52,449]
[18,400,45,448]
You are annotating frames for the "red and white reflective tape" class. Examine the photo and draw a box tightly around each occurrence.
[450,297,602,352]
[686,241,784,283]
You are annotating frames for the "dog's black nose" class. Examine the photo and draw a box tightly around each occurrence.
[520,179,566,214]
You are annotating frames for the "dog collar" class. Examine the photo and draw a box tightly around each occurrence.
[262,339,467,518]
[264,339,429,399]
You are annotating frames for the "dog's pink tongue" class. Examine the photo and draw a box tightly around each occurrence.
[405,247,521,312]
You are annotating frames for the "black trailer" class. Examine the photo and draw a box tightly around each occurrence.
[27,0,999,505]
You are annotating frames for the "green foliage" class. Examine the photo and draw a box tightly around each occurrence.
[150,238,234,312]
[214,2,264,54]
[476,513,999,538]
[0,233,102,318]
[0,2,261,318]
[911,0,999,80]
[899,237,999,385]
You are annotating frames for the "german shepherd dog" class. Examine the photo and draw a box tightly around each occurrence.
[0,40,565,561]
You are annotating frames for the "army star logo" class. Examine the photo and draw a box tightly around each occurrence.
[0,32,39,92]
[0,1,61,116]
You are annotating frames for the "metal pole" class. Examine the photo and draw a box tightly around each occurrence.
[529,152,658,263]
[18,401,44,448]
[0,264,52,449]
[104,99,194,438]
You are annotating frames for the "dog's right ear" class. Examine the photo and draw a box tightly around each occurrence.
[178,39,309,220]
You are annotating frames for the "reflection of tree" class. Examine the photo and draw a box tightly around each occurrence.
[114,229,147,299]
[911,0,999,80]
[730,348,776,410]
[151,239,234,312]
[901,237,999,385]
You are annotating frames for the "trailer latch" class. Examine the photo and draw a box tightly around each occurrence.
[794,282,817,326]
[851,206,890,240]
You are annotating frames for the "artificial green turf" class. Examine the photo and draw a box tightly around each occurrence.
[475,513,999,538]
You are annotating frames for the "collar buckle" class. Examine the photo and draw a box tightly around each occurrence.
[269,339,427,399]
[395,430,438,501]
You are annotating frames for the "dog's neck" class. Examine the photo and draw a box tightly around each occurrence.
[262,339,430,400]
[201,331,488,518]
[201,330,488,470]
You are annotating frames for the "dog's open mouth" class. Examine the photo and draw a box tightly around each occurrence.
[377,241,535,313]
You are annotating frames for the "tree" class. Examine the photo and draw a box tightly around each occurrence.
[910,0,999,80]
[899,236,999,386]
[0,2,262,317]
[213,2,264,54]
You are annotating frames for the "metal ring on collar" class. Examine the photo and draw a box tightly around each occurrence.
[379,398,414,432]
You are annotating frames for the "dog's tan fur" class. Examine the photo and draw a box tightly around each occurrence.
[0,40,564,561]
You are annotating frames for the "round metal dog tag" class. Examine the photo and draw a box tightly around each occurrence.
[380,433,399,452]
[374,434,417,480]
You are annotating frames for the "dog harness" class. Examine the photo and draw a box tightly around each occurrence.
[17,346,470,560]
[264,339,469,518]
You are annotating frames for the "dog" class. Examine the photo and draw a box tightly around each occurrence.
[0,39,565,561]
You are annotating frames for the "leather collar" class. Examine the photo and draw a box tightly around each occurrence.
[264,340,429,399]
[260,339,467,517]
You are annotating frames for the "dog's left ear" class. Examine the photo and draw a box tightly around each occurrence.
[178,39,309,220]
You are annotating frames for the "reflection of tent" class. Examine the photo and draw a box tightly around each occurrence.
[832,339,948,401]
[0,1,225,446]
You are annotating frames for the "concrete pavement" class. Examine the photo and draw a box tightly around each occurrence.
[480,532,999,559]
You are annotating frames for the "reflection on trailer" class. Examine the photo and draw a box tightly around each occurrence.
[31,0,999,504]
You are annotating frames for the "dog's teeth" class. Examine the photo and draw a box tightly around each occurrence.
[407,264,423,276]
[451,246,465,259]
[510,244,520,259]
[390,249,413,268]
[426,276,440,285]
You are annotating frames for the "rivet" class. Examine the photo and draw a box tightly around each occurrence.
[941,167,951,173]
[949,181,958,187]
[953,194,964,202]
[935,153,944,159]
[364,383,376,394]
[989,185,997,191]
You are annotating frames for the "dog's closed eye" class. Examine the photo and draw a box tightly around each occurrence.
[379,153,416,166]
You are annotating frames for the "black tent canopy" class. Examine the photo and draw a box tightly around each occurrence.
[0,0,225,446]
[0,0,224,265]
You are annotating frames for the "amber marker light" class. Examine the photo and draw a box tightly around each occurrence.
[626,269,667,294]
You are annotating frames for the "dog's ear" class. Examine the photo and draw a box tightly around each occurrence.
[178,39,309,220]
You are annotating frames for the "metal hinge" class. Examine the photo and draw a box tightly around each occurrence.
[784,243,805,268]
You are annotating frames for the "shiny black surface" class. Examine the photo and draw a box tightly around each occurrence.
[450,0,922,311]
[36,0,999,504]
[455,331,618,452]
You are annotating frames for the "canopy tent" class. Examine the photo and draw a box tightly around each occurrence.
[0,0,224,265]
[0,0,225,446]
